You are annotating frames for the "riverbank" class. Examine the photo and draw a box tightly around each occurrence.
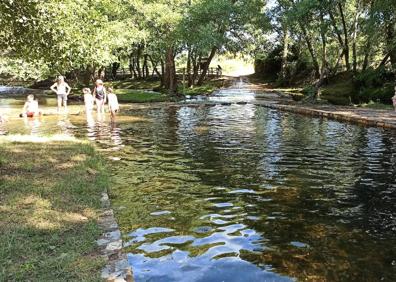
[232,77,396,130]
[0,136,107,281]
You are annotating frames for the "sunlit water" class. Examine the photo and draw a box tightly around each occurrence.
[1,88,396,281]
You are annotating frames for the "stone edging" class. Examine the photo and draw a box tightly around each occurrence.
[257,103,396,129]
[176,101,396,130]
[98,191,134,282]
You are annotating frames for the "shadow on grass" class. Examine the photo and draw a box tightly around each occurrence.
[0,141,107,281]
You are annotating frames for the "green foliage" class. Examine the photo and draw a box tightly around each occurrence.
[321,81,355,105]
[0,0,142,79]
[302,85,316,97]
[354,67,395,104]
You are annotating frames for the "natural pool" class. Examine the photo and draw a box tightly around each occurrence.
[1,92,396,281]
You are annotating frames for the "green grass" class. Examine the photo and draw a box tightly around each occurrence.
[320,81,356,105]
[0,138,107,281]
[358,101,394,110]
[108,78,161,90]
[114,89,170,103]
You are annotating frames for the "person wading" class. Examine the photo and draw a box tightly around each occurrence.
[93,79,107,114]
[50,75,71,113]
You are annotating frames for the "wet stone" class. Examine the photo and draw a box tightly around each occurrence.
[106,240,123,252]
[104,230,121,241]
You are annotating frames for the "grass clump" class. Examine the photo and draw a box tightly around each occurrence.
[0,139,107,281]
[108,78,161,90]
[114,89,170,103]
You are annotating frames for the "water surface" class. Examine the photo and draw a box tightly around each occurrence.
[1,89,396,281]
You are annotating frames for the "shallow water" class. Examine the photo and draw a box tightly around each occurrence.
[1,88,396,281]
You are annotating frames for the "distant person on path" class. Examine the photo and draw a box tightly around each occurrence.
[20,94,41,118]
[217,65,222,77]
[93,79,107,114]
[392,86,396,112]
[83,88,94,114]
[107,87,119,120]
[50,75,71,113]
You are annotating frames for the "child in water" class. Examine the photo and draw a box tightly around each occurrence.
[93,79,107,114]
[20,94,41,118]
[107,87,119,119]
[83,88,94,114]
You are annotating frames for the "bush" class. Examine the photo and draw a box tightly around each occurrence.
[355,67,394,104]
[301,85,316,97]
[358,84,394,104]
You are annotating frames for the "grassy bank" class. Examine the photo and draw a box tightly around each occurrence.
[114,89,170,103]
[108,78,161,90]
[0,137,107,281]
[109,77,232,102]
[250,72,394,108]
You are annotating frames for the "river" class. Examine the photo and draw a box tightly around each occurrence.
[1,83,395,281]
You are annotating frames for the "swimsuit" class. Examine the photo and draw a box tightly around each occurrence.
[95,87,105,100]
[56,83,68,101]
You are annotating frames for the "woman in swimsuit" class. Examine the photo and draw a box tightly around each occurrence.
[93,79,107,114]
[50,75,71,113]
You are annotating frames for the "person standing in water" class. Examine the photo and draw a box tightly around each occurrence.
[107,87,119,120]
[93,79,107,114]
[82,88,94,114]
[50,75,71,113]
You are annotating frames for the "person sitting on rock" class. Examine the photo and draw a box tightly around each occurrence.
[20,94,41,118]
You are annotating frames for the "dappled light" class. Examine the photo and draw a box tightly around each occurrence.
[7,195,89,230]
[0,141,106,281]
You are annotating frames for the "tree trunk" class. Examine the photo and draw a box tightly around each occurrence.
[386,19,396,69]
[186,46,192,87]
[314,11,328,100]
[112,62,120,79]
[129,53,135,78]
[329,11,344,51]
[362,41,372,71]
[338,2,351,71]
[362,0,375,71]
[164,47,177,95]
[331,49,344,76]
[197,47,217,86]
[149,55,162,81]
[351,1,360,73]
[191,54,199,86]
[299,23,320,77]
[136,46,142,79]
[143,54,149,78]
[319,11,327,82]
[160,59,165,87]
[280,23,289,81]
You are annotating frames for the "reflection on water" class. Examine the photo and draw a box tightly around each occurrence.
[1,97,396,281]
[94,104,395,282]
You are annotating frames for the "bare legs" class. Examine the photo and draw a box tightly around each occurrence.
[96,99,105,114]
[57,96,68,113]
